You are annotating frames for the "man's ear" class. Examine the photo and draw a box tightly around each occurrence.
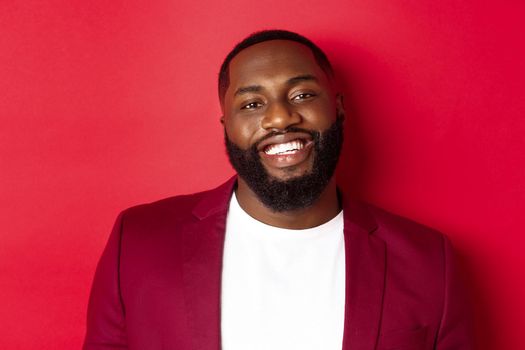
[336,93,345,121]
[220,116,225,125]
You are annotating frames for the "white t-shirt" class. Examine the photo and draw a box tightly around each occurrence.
[221,193,345,350]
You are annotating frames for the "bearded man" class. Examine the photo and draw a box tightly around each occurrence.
[83,30,472,350]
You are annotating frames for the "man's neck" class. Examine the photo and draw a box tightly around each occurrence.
[234,177,341,230]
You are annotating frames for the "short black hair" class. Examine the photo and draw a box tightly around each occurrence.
[218,29,334,103]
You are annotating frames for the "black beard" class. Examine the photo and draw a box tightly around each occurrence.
[224,115,344,212]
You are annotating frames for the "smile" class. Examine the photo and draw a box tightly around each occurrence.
[259,139,314,170]
[263,139,305,155]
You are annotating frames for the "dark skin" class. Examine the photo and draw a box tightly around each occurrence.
[221,40,345,229]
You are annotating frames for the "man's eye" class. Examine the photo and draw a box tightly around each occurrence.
[292,93,315,101]
[241,102,262,110]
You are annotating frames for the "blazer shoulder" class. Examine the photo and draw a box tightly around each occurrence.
[119,179,232,227]
[365,203,446,254]
[123,191,204,217]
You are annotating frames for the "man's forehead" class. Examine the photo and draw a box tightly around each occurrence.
[228,40,325,85]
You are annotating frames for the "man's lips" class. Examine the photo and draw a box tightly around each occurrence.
[256,132,314,153]
[256,132,314,169]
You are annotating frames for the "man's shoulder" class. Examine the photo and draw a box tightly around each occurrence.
[361,202,447,255]
[119,177,235,226]
[123,191,202,219]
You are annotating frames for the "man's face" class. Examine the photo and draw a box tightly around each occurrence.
[222,40,344,211]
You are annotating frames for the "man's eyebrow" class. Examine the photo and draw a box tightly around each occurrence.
[233,75,318,97]
[287,74,318,85]
[234,85,262,97]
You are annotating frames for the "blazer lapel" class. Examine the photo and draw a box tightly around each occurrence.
[341,198,386,350]
[182,176,236,350]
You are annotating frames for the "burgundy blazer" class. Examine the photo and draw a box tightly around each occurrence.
[84,176,472,349]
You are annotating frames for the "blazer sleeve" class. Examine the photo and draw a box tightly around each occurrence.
[435,235,474,349]
[83,212,128,349]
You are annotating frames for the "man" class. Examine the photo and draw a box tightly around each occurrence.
[84,30,472,349]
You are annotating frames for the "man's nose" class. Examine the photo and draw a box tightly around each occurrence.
[261,102,301,131]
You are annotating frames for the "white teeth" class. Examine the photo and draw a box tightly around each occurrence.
[264,140,304,155]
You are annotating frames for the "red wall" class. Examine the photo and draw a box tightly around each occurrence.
[1,1,523,348]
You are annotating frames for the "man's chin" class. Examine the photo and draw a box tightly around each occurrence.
[261,156,315,181]
[265,168,312,183]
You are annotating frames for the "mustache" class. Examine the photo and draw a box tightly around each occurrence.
[252,127,319,151]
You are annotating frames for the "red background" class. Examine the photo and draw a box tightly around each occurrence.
[1,1,523,349]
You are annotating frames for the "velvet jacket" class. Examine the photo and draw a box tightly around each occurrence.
[84,176,472,350]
